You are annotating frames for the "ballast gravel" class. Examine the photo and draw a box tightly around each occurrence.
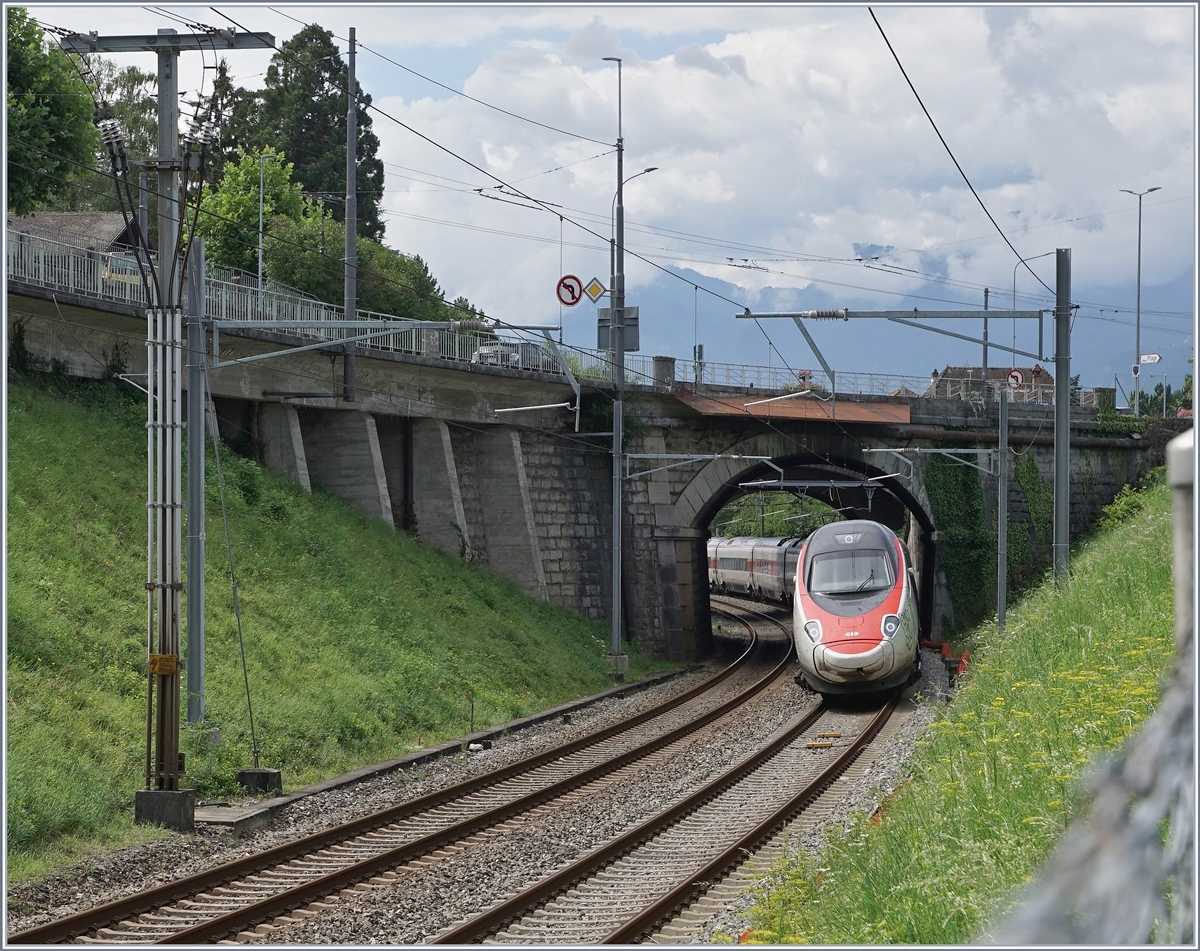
[685,646,953,944]
[7,637,952,945]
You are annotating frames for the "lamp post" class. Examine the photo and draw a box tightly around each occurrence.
[1120,186,1161,415]
[257,152,268,310]
[610,167,658,279]
[602,55,628,676]
[1011,250,1056,370]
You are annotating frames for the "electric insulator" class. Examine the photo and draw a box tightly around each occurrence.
[803,309,849,321]
[452,319,489,333]
[186,118,218,148]
[98,118,124,148]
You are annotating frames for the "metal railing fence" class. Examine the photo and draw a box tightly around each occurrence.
[7,226,1099,405]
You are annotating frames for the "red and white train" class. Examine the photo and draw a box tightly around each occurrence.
[792,520,920,694]
[709,520,921,694]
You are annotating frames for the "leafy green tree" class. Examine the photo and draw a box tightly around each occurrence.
[88,56,157,162]
[197,58,262,186]
[357,241,451,321]
[197,149,308,273]
[452,296,486,319]
[256,24,386,241]
[711,493,839,538]
[264,211,454,320]
[262,211,345,303]
[50,56,158,213]
[6,7,100,214]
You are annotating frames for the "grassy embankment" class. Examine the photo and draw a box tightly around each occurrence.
[743,471,1176,943]
[6,375,666,883]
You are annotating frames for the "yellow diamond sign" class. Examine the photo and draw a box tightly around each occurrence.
[583,277,607,303]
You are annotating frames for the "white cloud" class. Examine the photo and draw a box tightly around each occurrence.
[31,3,1194,383]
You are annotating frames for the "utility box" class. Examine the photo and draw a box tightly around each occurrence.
[135,788,195,832]
[597,307,639,352]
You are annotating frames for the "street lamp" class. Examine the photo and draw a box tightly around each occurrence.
[1011,250,1056,369]
[602,55,629,676]
[257,152,269,311]
[1120,186,1161,415]
[610,167,658,279]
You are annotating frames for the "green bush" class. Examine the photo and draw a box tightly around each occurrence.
[924,454,993,632]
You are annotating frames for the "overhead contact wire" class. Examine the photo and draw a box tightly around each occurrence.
[867,7,1055,298]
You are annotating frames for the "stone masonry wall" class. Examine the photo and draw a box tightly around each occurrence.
[517,432,611,621]
[448,425,489,572]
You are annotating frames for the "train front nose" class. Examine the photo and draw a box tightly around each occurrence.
[815,621,893,682]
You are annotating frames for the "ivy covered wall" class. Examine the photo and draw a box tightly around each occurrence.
[923,454,994,635]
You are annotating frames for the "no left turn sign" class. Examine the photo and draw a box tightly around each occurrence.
[556,274,584,307]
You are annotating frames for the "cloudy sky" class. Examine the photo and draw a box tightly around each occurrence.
[31,4,1197,398]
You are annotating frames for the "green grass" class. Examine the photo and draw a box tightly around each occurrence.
[742,471,1175,944]
[6,375,667,883]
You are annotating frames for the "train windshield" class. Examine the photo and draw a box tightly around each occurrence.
[807,549,893,596]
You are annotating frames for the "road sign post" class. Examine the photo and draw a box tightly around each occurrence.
[556,274,583,307]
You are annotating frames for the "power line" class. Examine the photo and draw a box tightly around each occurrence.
[208,7,750,313]
[33,16,1194,342]
[201,11,1192,327]
[261,6,611,147]
[867,7,1056,299]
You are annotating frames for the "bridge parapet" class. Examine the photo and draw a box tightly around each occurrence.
[10,224,1112,405]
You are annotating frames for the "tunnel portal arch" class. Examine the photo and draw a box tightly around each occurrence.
[675,441,937,651]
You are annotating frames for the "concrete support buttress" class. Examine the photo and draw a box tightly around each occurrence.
[298,410,392,526]
[257,402,311,493]
[412,419,471,558]
[510,430,549,601]
[475,428,548,600]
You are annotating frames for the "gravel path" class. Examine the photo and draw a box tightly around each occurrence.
[8,636,951,945]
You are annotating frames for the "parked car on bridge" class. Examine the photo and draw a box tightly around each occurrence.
[471,341,562,374]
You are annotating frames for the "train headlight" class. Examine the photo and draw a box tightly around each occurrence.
[881,614,900,639]
[803,620,822,644]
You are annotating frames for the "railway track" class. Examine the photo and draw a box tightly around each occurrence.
[9,609,791,945]
[433,692,896,944]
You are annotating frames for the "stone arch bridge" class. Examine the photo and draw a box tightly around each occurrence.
[8,277,1174,662]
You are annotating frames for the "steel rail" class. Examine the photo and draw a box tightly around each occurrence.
[431,676,823,945]
[148,638,792,944]
[603,691,898,943]
[8,636,763,945]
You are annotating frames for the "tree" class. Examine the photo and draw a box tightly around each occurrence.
[356,242,451,321]
[262,211,345,304]
[88,56,157,162]
[197,58,262,186]
[263,211,456,321]
[48,56,158,213]
[197,148,308,274]
[256,24,385,241]
[6,7,100,215]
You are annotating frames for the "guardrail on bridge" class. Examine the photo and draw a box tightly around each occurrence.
[7,226,1100,406]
